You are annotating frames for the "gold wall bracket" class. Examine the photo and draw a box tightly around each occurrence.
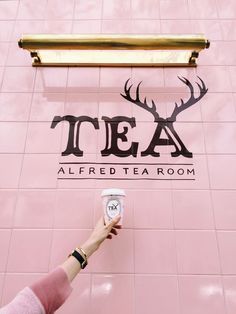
[18,34,210,67]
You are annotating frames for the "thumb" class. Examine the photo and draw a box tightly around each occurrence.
[107,215,121,230]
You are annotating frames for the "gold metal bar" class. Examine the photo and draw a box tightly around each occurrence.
[18,34,210,51]
[18,34,210,67]
[32,50,196,67]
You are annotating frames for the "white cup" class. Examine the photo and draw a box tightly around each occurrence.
[101,188,126,226]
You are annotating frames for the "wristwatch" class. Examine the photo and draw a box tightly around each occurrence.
[69,247,88,269]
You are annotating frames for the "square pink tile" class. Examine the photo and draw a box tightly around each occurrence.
[0,122,27,153]
[65,93,98,120]
[14,190,55,228]
[164,69,197,92]
[6,42,34,66]
[217,231,236,274]
[0,21,14,42]
[2,67,36,93]
[0,43,9,66]
[0,93,31,121]
[161,20,193,34]
[0,190,17,228]
[49,229,91,271]
[89,229,134,273]
[201,93,236,122]
[135,275,180,314]
[57,274,91,314]
[91,274,134,314]
[7,229,52,272]
[191,20,222,40]
[221,20,236,40]
[20,154,59,188]
[0,1,18,19]
[171,122,205,154]
[223,276,236,314]
[216,0,236,18]
[2,273,43,306]
[189,0,218,18]
[212,191,236,230]
[75,0,103,19]
[131,20,161,34]
[98,92,132,121]
[208,155,236,189]
[17,0,47,19]
[0,154,23,189]
[196,66,232,92]
[67,68,99,93]
[103,0,131,19]
[11,20,45,42]
[0,230,11,272]
[131,0,160,18]
[176,231,220,274]
[100,68,132,92]
[72,20,101,34]
[172,190,214,230]
[134,230,177,273]
[25,122,63,153]
[160,0,189,19]
[43,20,73,34]
[171,155,210,190]
[198,42,225,66]
[54,190,94,229]
[133,190,173,229]
[34,68,68,93]
[131,68,164,92]
[101,19,133,33]
[179,276,225,314]
[204,123,236,154]
[30,93,65,122]
[45,0,74,19]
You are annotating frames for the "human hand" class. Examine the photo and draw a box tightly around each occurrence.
[81,215,121,258]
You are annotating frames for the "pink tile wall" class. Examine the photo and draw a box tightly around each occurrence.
[0,0,236,313]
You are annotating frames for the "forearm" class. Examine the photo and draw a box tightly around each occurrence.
[60,238,99,282]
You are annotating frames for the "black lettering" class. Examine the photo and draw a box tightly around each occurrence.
[79,167,85,174]
[187,168,195,175]
[89,167,95,174]
[134,168,138,175]
[142,168,149,175]
[101,116,139,157]
[177,168,184,175]
[123,167,129,174]
[51,115,99,157]
[167,168,174,175]
[58,167,65,175]
[157,168,164,175]
[100,168,105,175]
[110,167,116,174]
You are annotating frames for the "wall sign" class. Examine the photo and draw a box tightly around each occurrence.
[51,76,208,181]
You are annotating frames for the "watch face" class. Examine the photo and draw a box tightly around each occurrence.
[106,198,121,219]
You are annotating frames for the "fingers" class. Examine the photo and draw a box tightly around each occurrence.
[106,227,119,240]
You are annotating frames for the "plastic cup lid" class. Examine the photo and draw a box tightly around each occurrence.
[101,188,126,197]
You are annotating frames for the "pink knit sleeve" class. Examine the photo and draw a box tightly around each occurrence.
[30,267,72,314]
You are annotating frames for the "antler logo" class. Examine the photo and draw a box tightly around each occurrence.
[121,76,208,158]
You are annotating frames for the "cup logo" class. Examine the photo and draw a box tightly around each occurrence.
[106,199,121,219]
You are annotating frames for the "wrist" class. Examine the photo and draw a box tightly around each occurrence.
[81,239,99,258]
